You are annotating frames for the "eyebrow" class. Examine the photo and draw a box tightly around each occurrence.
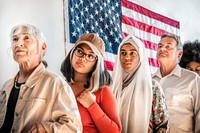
[12,33,31,38]
[76,46,95,54]
[120,48,137,51]
[158,43,174,46]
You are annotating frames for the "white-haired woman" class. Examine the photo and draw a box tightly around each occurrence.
[0,24,82,133]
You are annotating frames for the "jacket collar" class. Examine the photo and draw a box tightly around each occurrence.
[1,63,45,100]
[24,62,46,88]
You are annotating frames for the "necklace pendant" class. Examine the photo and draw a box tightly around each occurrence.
[14,81,20,89]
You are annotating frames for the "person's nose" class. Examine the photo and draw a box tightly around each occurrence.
[79,54,87,61]
[124,54,131,60]
[159,46,166,52]
[15,39,24,47]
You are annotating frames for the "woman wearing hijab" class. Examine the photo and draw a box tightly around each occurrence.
[111,34,169,133]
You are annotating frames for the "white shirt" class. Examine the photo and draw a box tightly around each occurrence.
[152,65,200,133]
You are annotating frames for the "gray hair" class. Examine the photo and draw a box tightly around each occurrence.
[161,33,182,50]
[10,23,46,45]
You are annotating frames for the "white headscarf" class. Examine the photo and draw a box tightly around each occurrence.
[111,34,153,133]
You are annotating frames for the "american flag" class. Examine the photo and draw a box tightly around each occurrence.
[64,0,180,73]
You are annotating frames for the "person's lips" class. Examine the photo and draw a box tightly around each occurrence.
[15,49,26,55]
[158,52,167,57]
[124,62,132,66]
[76,62,85,67]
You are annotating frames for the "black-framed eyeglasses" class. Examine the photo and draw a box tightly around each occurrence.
[74,48,97,62]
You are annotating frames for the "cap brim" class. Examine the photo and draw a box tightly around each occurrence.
[75,40,102,55]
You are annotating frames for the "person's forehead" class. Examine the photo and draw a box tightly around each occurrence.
[160,37,177,44]
[187,61,200,67]
[121,43,137,50]
[76,44,94,53]
[13,28,31,36]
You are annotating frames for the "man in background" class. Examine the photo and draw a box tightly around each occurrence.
[152,33,200,133]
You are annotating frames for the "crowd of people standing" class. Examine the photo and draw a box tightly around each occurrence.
[0,23,199,133]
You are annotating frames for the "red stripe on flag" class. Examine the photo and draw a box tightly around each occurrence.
[104,60,115,71]
[122,32,129,37]
[139,38,158,51]
[148,58,159,67]
[121,0,180,29]
[123,32,158,51]
[122,15,168,36]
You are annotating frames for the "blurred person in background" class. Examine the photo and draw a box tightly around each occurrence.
[179,40,200,76]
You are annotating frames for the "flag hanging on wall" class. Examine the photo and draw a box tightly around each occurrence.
[64,0,180,73]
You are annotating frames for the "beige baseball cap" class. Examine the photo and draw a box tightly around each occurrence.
[75,33,105,55]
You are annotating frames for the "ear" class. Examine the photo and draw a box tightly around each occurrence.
[42,42,47,50]
[177,50,183,59]
[41,42,47,56]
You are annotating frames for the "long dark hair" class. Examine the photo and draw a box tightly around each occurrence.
[60,48,112,89]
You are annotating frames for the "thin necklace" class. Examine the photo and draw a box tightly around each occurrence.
[14,73,20,89]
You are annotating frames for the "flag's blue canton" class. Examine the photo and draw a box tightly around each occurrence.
[68,0,123,54]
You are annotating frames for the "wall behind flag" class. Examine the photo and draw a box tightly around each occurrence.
[0,0,65,86]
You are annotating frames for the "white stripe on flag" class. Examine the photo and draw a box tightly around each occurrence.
[122,6,180,36]
[122,23,161,44]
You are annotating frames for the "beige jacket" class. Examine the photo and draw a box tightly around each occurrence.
[0,63,82,133]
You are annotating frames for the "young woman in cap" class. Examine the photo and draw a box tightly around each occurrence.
[61,33,121,133]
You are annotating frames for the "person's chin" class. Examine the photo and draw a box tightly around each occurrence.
[15,57,27,63]
[157,57,168,63]
[124,67,133,72]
